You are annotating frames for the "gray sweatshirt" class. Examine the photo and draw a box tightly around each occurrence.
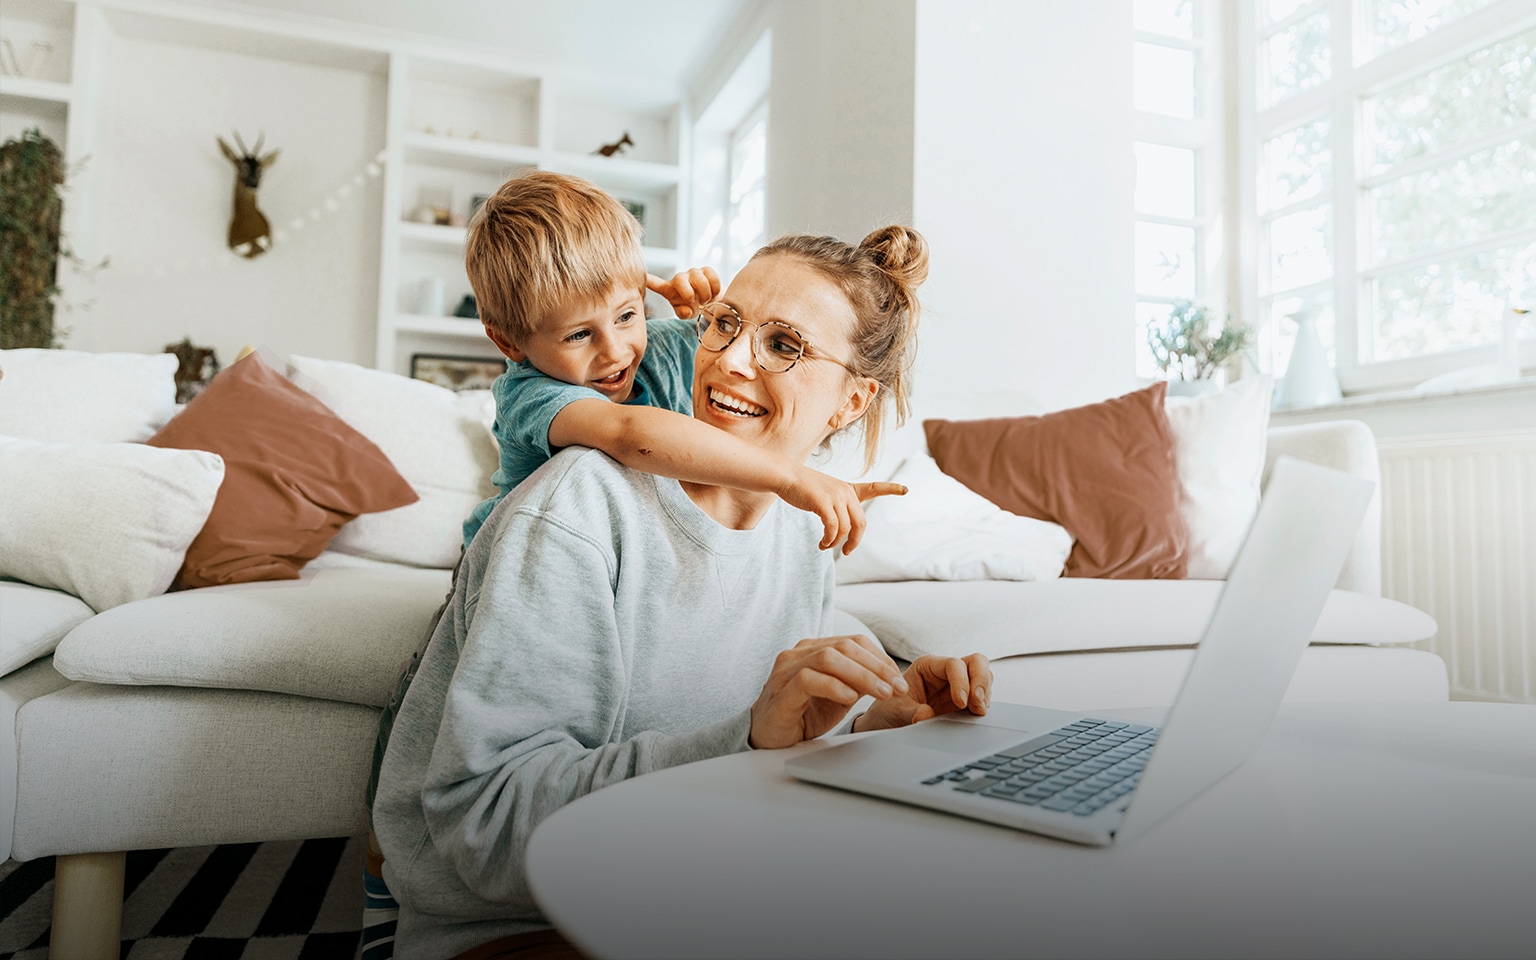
[373,447,835,958]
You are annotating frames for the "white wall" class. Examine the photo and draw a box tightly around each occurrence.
[911,0,1136,413]
[762,0,915,242]
[72,33,385,367]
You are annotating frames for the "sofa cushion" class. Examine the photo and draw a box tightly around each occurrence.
[835,580,1437,662]
[0,582,95,676]
[287,355,498,569]
[53,563,451,707]
[924,382,1188,579]
[0,436,226,612]
[148,353,420,589]
[0,348,178,443]
[983,645,1448,712]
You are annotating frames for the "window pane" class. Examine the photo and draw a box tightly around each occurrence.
[1136,222,1198,297]
[1366,0,1499,57]
[1370,136,1536,266]
[1135,143,1196,219]
[730,117,767,203]
[727,188,764,269]
[1268,204,1333,291]
[1367,27,1536,173]
[1135,42,1196,118]
[1134,0,1194,39]
[1266,288,1336,378]
[1263,115,1330,211]
[1372,240,1536,359]
[1263,11,1330,108]
[1135,302,1176,379]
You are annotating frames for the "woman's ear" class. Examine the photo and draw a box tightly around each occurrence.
[829,379,879,432]
[483,323,526,363]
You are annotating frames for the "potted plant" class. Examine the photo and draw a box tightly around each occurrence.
[1147,299,1254,395]
[0,128,64,350]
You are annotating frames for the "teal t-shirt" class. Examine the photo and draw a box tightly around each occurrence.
[461,317,696,546]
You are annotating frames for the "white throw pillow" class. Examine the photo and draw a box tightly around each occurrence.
[836,452,1073,584]
[287,355,499,569]
[1164,376,1273,579]
[0,349,178,443]
[0,436,225,611]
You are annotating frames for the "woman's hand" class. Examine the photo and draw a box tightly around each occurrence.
[779,465,907,554]
[646,267,721,319]
[854,654,993,733]
[750,635,908,749]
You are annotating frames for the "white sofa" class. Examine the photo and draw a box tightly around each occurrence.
[0,359,1446,956]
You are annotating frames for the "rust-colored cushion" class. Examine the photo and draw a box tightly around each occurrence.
[923,382,1188,579]
[148,353,419,589]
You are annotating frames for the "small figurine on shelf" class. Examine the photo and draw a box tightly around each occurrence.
[594,131,634,157]
[164,337,221,403]
[453,294,478,319]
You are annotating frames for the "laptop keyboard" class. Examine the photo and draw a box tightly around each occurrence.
[920,718,1158,817]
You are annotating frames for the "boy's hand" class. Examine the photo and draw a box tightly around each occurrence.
[779,466,906,555]
[646,267,721,319]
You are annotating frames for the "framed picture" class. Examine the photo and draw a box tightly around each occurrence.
[409,353,505,391]
[619,198,646,230]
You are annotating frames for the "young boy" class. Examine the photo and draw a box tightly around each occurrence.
[460,170,894,554]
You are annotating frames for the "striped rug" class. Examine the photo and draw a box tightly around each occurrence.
[0,835,364,959]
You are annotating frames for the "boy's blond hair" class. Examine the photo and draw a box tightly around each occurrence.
[466,171,646,344]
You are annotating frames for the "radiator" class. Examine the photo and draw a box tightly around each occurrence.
[1378,431,1536,703]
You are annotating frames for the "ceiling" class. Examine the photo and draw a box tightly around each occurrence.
[204,0,749,86]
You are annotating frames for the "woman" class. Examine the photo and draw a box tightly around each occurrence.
[373,227,993,959]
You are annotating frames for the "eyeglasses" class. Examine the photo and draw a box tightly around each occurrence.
[695,302,862,376]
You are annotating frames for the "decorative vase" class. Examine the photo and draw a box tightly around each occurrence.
[1274,310,1342,409]
[1165,378,1222,398]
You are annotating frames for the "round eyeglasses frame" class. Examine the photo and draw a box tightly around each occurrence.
[694,302,863,377]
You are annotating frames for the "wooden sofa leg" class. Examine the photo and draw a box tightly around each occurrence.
[51,851,125,960]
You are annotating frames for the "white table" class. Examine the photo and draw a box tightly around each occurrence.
[528,701,1536,959]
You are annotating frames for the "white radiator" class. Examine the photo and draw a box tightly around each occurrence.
[1378,431,1536,703]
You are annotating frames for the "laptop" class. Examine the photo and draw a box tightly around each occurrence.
[786,456,1373,846]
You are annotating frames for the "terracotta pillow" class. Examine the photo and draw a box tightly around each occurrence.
[923,382,1188,579]
[149,353,419,589]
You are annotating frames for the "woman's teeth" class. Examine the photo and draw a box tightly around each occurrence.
[710,388,766,417]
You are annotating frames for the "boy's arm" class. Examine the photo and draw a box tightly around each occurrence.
[549,399,904,554]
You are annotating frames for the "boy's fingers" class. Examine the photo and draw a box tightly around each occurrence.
[645,273,669,294]
[852,482,907,502]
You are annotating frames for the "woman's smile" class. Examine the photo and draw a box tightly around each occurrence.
[707,387,767,418]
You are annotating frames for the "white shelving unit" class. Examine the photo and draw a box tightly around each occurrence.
[1,0,690,376]
[376,53,689,373]
[0,0,101,315]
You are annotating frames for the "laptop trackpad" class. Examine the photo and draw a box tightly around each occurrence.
[892,718,1026,755]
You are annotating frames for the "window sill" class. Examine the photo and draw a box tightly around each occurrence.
[1270,375,1536,439]
[1273,375,1536,418]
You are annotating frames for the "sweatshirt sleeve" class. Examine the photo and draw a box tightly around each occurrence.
[418,505,751,907]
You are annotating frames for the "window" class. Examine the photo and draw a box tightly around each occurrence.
[1243,0,1536,390]
[725,99,768,277]
[1134,0,1225,378]
[690,30,771,282]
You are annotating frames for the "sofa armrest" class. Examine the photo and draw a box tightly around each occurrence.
[1263,419,1381,596]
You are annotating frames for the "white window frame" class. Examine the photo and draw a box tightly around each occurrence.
[1134,1,1229,377]
[725,96,769,278]
[1237,0,1536,393]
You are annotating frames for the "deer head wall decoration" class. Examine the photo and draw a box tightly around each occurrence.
[217,131,279,258]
